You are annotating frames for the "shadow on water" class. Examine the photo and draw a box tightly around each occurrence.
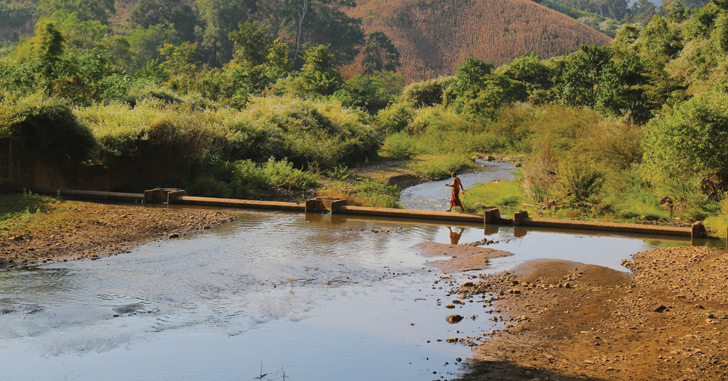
[458,360,609,381]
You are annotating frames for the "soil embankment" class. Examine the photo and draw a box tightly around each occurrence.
[0,201,236,268]
[453,246,728,380]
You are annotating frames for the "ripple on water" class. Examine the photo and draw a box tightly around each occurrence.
[0,210,703,380]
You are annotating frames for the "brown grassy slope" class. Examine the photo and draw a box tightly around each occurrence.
[343,0,613,82]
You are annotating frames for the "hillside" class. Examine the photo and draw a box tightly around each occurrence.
[344,0,613,82]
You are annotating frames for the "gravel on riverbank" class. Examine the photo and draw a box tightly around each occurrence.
[0,201,237,269]
[452,246,728,380]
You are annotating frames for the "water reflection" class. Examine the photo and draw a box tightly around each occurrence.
[0,211,715,380]
[448,226,464,244]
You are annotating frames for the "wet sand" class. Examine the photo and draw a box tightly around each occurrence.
[0,200,236,269]
[453,246,728,380]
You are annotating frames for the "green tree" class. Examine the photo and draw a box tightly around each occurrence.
[557,45,612,107]
[595,53,651,123]
[229,21,272,66]
[644,90,728,196]
[129,0,198,42]
[332,71,404,113]
[195,0,255,67]
[362,31,400,74]
[35,21,66,88]
[298,44,341,95]
[128,24,181,71]
[254,0,364,66]
[38,0,115,24]
[496,52,553,91]
[637,15,683,64]
[626,0,657,25]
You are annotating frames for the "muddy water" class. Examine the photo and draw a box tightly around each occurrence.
[399,161,516,211]
[0,208,699,381]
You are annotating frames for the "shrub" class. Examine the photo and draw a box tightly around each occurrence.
[227,158,317,199]
[376,101,414,134]
[380,131,417,159]
[401,76,453,108]
[351,178,402,208]
[408,154,472,179]
[462,178,524,213]
[558,159,604,203]
[0,94,95,162]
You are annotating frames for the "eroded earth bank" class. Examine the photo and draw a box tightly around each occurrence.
[0,201,236,268]
[455,246,728,380]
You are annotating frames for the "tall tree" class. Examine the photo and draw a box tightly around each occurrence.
[229,21,272,65]
[253,0,364,66]
[36,21,65,84]
[362,31,400,74]
[38,0,115,25]
[558,45,612,107]
[195,0,256,67]
[129,0,198,42]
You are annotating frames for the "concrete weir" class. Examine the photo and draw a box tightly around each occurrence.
[36,189,705,239]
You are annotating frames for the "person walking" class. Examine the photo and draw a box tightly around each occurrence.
[445,172,466,212]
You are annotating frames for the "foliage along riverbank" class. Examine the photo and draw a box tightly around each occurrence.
[2,2,728,237]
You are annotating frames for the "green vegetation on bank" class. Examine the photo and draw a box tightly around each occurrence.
[0,192,59,235]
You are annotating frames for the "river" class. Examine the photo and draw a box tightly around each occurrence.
[0,163,706,380]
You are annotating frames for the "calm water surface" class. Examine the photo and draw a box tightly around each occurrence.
[399,161,516,211]
[0,208,697,381]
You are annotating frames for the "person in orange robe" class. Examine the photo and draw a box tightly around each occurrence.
[445,172,466,212]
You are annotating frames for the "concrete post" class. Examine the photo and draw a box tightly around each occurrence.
[514,210,529,226]
[484,208,500,224]
[691,221,707,239]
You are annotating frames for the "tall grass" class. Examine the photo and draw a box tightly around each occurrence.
[462,179,524,214]
[408,154,472,179]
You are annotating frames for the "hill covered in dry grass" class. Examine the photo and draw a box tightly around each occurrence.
[344,0,613,82]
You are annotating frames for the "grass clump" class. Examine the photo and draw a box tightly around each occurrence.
[0,191,58,234]
[350,178,402,208]
[462,178,524,214]
[408,154,472,179]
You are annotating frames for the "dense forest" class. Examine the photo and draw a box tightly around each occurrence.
[1,0,728,236]
[536,0,712,37]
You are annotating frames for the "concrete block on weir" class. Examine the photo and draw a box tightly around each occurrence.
[691,221,707,239]
[305,198,347,213]
[514,210,529,226]
[484,208,501,224]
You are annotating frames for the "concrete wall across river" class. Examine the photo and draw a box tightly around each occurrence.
[34,188,708,240]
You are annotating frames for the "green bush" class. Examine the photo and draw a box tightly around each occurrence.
[380,131,417,159]
[227,158,317,199]
[558,160,604,203]
[408,154,472,179]
[462,178,524,213]
[401,76,453,108]
[0,94,95,162]
[240,96,380,169]
[351,178,402,208]
[376,101,414,134]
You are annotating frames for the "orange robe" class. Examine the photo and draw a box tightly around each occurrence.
[450,187,462,208]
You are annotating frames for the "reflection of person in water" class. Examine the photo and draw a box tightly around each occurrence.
[445,172,466,212]
[448,226,464,245]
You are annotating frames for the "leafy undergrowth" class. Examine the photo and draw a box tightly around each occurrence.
[407,154,472,179]
[0,192,72,237]
[461,178,524,215]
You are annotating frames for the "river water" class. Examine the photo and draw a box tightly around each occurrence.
[0,163,708,380]
[399,161,516,211]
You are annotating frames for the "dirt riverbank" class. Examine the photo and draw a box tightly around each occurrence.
[0,200,236,269]
[452,245,728,380]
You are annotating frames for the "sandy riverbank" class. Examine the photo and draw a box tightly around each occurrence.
[451,245,728,380]
[0,200,236,269]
